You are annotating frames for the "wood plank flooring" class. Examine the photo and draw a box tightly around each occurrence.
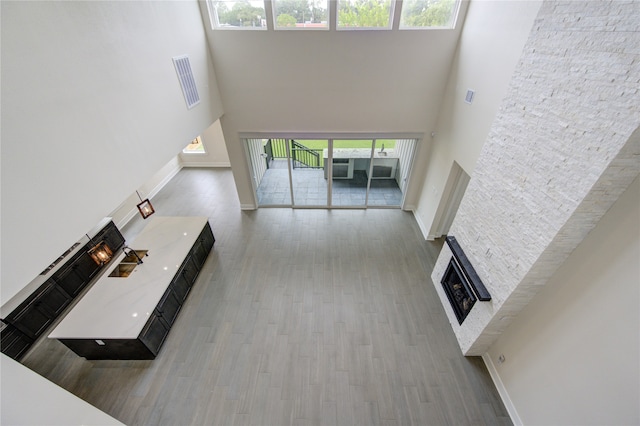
[20,168,511,426]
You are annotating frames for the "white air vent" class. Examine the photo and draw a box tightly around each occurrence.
[172,55,200,109]
[465,89,475,104]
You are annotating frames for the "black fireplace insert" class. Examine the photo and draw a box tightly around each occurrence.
[441,258,476,324]
[440,236,491,324]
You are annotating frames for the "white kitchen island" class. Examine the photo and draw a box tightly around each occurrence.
[49,216,215,359]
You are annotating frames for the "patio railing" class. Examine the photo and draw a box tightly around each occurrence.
[265,139,323,169]
[291,140,322,169]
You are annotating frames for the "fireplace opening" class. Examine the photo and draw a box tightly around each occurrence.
[440,236,491,325]
[441,258,476,324]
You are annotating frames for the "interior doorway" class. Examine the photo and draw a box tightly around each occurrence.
[245,137,417,209]
[431,161,470,238]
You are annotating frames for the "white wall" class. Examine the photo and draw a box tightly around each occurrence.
[485,176,640,426]
[180,119,231,167]
[108,156,183,229]
[415,0,542,238]
[201,2,469,209]
[1,0,223,304]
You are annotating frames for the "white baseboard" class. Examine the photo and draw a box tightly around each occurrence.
[403,204,416,211]
[147,163,182,199]
[411,209,429,240]
[240,204,256,211]
[481,353,523,426]
[181,162,231,168]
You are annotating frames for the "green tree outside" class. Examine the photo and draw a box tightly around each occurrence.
[213,1,265,27]
[273,0,328,26]
[277,13,298,27]
[401,0,457,27]
[274,0,310,23]
[338,0,392,28]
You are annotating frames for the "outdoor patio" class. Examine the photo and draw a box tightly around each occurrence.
[256,161,403,207]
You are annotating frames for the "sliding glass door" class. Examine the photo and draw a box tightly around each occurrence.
[291,139,328,207]
[330,140,373,207]
[245,137,416,209]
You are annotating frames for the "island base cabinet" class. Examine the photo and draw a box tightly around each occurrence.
[59,338,158,360]
[53,219,215,360]
[156,288,181,329]
[193,224,215,268]
[139,314,170,357]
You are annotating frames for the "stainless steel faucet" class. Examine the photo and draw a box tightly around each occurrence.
[122,246,144,264]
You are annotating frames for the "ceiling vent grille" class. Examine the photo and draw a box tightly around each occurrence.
[173,55,200,109]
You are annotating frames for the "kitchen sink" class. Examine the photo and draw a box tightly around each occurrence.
[121,249,149,263]
[108,249,149,277]
[108,262,138,278]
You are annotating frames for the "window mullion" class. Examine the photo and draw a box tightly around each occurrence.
[329,0,337,31]
[265,0,275,30]
[391,0,402,30]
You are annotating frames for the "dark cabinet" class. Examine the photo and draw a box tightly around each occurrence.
[54,263,89,297]
[170,270,190,303]
[139,314,170,356]
[94,221,125,253]
[182,256,198,287]
[10,300,54,340]
[7,280,71,340]
[156,287,181,329]
[192,240,209,269]
[192,225,215,268]
[73,251,100,281]
[1,220,126,360]
[55,221,125,297]
[0,324,33,360]
[37,280,72,318]
[171,255,198,303]
[3,285,68,355]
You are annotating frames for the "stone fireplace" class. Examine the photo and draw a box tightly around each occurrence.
[430,1,639,356]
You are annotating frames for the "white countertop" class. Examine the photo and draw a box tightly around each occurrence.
[48,216,208,340]
[322,148,398,159]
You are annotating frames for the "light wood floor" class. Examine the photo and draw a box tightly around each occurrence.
[21,168,511,426]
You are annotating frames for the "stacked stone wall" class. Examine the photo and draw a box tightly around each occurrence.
[432,0,640,355]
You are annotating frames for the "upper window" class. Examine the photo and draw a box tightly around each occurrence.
[207,0,461,30]
[183,136,206,154]
[209,1,267,29]
[273,0,329,29]
[399,0,459,29]
[337,0,394,29]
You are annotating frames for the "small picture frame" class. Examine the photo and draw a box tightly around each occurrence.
[137,199,155,219]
